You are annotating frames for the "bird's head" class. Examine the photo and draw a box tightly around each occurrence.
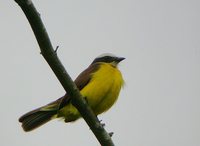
[92,53,125,67]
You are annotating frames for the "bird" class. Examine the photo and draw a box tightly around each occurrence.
[19,54,125,132]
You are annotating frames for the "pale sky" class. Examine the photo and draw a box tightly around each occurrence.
[1,0,200,146]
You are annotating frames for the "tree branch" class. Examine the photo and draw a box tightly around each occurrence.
[14,0,115,146]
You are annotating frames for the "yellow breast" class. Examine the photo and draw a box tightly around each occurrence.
[81,63,124,115]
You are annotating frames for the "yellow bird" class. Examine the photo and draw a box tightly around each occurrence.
[19,54,125,131]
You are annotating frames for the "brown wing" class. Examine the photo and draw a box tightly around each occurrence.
[19,63,100,123]
[58,63,100,109]
[74,63,100,90]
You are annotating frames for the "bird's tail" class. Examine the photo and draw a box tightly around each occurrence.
[19,105,58,132]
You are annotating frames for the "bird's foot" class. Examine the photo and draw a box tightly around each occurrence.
[99,119,105,127]
[83,96,89,104]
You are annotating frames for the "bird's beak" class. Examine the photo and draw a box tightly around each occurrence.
[116,57,125,63]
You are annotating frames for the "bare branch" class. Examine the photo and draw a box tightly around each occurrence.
[14,0,115,146]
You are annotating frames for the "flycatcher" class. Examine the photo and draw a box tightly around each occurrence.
[19,54,125,132]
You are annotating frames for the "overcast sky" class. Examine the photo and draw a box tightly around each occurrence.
[1,0,200,146]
